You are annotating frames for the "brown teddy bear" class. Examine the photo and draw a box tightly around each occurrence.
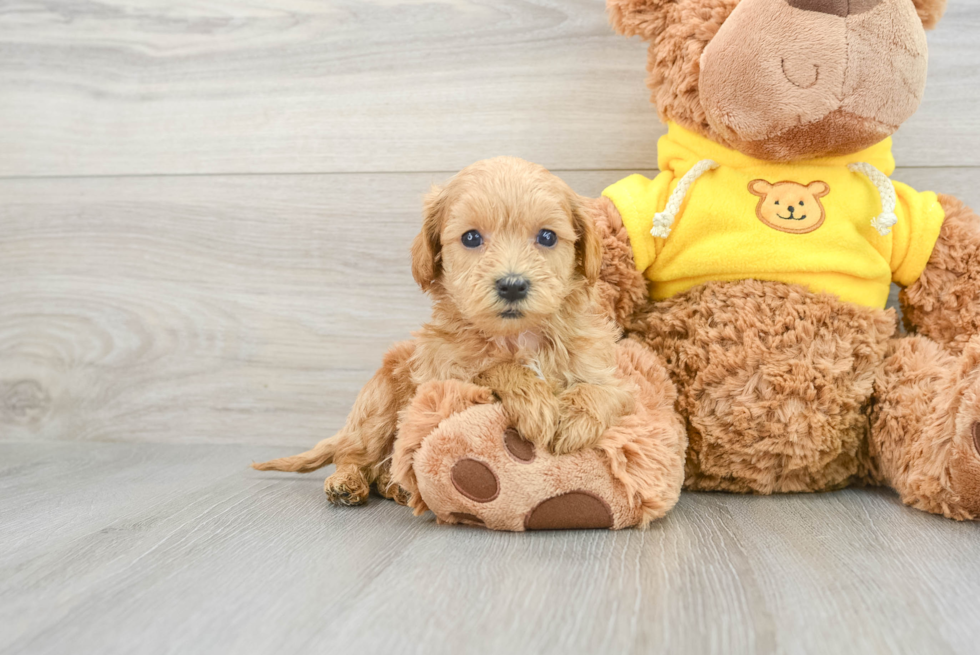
[391,0,980,527]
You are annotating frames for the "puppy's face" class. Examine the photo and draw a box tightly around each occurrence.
[412,158,600,336]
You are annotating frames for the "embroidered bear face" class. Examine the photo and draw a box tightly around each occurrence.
[748,179,830,234]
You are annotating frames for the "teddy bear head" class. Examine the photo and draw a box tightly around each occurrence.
[608,0,947,161]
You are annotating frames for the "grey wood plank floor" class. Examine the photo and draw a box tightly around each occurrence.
[2,1,980,654]
[3,443,980,655]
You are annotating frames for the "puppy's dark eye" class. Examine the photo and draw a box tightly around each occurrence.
[774,201,780,205]
[536,229,557,248]
[799,201,804,206]
[461,230,483,248]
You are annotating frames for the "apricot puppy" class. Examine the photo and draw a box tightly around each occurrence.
[253,157,635,506]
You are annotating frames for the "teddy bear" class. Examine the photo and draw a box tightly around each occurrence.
[389,0,980,527]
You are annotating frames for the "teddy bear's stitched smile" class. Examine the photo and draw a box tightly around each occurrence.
[776,213,807,220]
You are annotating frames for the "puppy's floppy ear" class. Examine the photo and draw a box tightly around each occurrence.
[571,195,603,286]
[607,0,673,41]
[412,184,447,292]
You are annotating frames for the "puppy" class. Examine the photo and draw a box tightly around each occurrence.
[253,157,635,506]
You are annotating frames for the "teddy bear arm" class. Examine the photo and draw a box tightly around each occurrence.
[899,194,980,355]
[912,0,948,30]
[588,196,649,329]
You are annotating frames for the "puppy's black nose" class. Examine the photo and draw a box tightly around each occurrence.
[787,205,795,213]
[496,276,530,302]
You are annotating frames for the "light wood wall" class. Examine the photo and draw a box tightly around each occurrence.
[2,0,979,446]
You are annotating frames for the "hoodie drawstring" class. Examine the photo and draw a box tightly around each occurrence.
[848,162,898,236]
[650,159,719,238]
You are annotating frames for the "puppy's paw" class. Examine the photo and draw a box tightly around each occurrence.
[553,383,635,455]
[324,465,370,506]
[375,463,412,506]
[554,401,606,455]
[509,400,559,451]
[473,363,559,448]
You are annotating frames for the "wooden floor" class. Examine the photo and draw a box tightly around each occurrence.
[2,1,979,653]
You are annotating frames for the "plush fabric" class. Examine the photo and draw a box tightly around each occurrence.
[628,277,896,493]
[868,334,980,520]
[607,0,937,160]
[901,195,980,356]
[698,0,927,160]
[392,340,687,530]
[912,0,948,29]
[601,122,945,308]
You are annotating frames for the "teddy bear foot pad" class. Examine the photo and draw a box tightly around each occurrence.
[413,404,639,531]
[449,439,615,530]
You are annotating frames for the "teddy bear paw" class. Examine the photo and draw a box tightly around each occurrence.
[411,403,640,531]
[938,356,980,519]
[948,419,980,518]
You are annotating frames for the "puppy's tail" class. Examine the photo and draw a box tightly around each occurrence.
[252,437,338,473]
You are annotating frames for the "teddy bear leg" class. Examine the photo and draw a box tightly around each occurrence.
[391,342,687,530]
[406,403,643,530]
[869,335,980,520]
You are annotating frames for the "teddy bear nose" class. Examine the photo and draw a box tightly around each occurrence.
[787,205,795,213]
[496,276,530,302]
[786,0,881,17]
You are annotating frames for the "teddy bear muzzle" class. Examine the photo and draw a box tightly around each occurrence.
[698,0,927,161]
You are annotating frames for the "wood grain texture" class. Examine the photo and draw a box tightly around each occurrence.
[0,0,977,177]
[1,442,978,655]
[2,2,980,651]
[3,169,977,445]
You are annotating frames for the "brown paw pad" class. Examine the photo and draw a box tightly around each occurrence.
[503,427,535,462]
[524,491,613,530]
[973,422,980,456]
[451,458,499,502]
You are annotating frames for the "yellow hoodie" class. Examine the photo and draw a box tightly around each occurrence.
[602,122,945,308]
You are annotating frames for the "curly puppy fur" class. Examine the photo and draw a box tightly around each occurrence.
[254,157,635,505]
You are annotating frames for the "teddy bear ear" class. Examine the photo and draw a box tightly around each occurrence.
[807,181,830,198]
[748,179,773,197]
[607,0,673,40]
[912,0,947,30]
